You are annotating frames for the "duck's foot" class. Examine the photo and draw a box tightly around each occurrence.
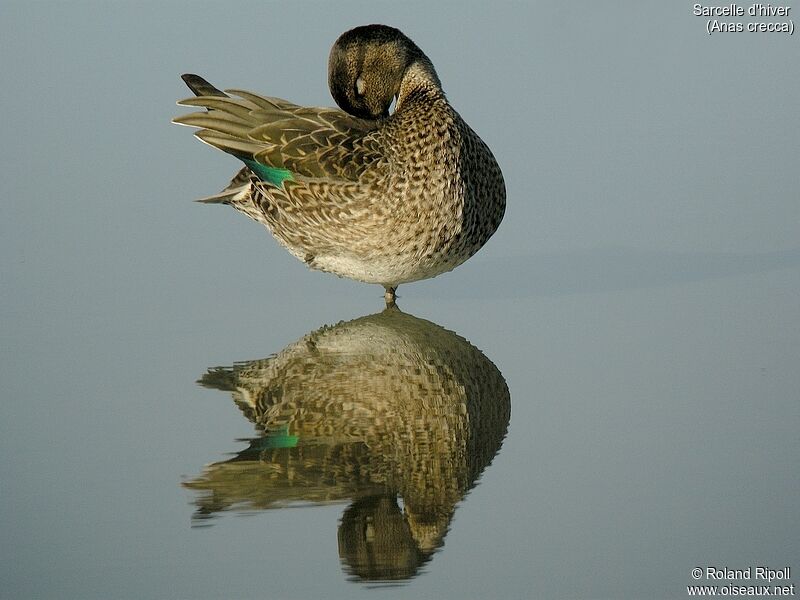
[384,286,398,308]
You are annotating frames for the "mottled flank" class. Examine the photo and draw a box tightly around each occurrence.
[174,25,505,297]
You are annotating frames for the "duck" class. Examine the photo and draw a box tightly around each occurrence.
[174,24,505,305]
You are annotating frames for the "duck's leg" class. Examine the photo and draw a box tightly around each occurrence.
[384,286,397,308]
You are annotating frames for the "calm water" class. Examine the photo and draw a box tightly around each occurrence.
[2,2,798,599]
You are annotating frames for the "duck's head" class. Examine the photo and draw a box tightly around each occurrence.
[328,24,441,120]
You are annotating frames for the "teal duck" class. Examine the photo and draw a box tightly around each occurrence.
[174,25,505,304]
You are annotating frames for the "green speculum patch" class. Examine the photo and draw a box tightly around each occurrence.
[241,158,294,187]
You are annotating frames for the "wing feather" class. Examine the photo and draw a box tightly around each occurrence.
[174,87,383,182]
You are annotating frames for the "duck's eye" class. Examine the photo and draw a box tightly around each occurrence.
[355,76,366,97]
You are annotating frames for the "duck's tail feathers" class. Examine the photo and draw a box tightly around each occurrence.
[195,184,250,205]
[195,168,253,204]
[194,191,237,204]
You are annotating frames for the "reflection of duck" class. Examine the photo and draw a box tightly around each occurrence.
[174,24,505,304]
[186,308,510,581]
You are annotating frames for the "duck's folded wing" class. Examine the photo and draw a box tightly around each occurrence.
[174,90,382,182]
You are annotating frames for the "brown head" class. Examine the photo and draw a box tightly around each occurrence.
[328,24,441,120]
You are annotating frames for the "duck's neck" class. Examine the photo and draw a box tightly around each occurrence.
[397,60,444,111]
